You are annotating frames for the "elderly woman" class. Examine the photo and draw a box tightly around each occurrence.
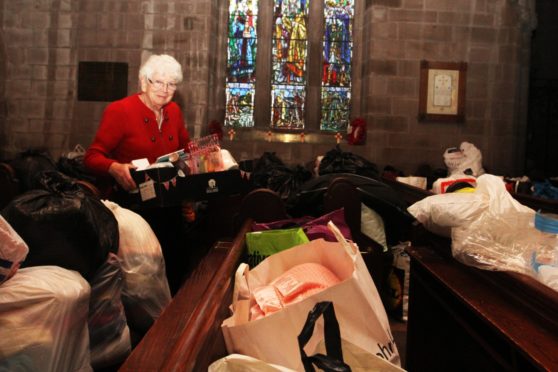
[84,54,190,193]
[85,54,190,296]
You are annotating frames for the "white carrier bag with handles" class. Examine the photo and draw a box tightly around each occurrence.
[221,222,400,371]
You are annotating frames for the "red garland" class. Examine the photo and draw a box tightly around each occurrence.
[347,117,366,145]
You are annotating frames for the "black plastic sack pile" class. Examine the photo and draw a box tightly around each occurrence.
[318,145,379,179]
[9,148,57,192]
[287,173,415,247]
[10,148,98,193]
[1,171,118,282]
[252,152,312,200]
[57,156,97,184]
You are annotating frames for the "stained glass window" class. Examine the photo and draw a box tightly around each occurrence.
[225,0,258,127]
[225,83,255,127]
[320,0,353,132]
[270,0,309,130]
[224,0,354,134]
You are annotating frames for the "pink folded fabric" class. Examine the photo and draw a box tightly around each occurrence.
[250,262,341,320]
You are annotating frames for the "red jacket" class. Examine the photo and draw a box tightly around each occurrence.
[84,93,190,176]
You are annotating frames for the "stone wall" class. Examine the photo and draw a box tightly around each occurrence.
[0,0,217,159]
[0,0,537,177]
[356,0,536,175]
[224,0,536,176]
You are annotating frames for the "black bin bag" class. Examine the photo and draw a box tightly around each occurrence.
[251,152,312,200]
[287,173,415,247]
[1,171,118,282]
[318,146,379,179]
[10,148,57,192]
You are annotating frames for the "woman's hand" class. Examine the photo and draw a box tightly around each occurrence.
[108,162,137,191]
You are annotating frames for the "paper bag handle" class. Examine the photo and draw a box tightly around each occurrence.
[327,220,357,256]
[232,263,250,305]
[298,301,351,372]
[229,263,251,323]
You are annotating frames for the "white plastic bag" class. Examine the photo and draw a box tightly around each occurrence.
[209,354,296,372]
[451,175,537,275]
[443,141,485,177]
[408,190,487,237]
[387,242,411,321]
[102,200,171,333]
[221,149,239,170]
[0,266,92,372]
[360,203,388,252]
[431,174,477,194]
[0,215,29,284]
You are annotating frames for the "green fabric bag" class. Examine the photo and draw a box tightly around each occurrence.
[246,227,309,266]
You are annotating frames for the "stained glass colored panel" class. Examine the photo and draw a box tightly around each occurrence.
[226,0,258,127]
[275,0,309,17]
[272,48,307,85]
[321,87,350,132]
[229,0,258,14]
[271,85,306,130]
[227,3,258,83]
[323,40,352,64]
[320,0,354,131]
[227,37,257,83]
[271,0,309,130]
[272,16,308,84]
[324,0,353,15]
[322,60,351,86]
[225,83,255,127]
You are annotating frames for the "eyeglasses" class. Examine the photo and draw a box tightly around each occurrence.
[147,78,178,91]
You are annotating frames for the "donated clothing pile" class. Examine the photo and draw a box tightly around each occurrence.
[0,171,171,371]
[409,174,558,292]
[218,212,404,371]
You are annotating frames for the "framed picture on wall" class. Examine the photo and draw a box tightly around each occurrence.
[418,61,467,122]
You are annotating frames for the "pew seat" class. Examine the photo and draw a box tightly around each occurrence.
[383,177,558,371]
[119,177,394,371]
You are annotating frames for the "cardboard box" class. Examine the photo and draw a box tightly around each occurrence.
[122,167,243,209]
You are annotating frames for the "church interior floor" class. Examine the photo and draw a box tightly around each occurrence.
[389,315,408,368]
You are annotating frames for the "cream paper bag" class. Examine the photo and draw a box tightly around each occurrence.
[221,222,400,371]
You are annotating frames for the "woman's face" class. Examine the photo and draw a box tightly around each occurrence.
[140,72,178,110]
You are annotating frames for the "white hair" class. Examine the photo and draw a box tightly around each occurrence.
[139,54,183,83]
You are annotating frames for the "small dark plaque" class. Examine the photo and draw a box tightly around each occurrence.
[78,61,128,102]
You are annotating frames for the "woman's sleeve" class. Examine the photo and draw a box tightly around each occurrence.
[84,104,126,175]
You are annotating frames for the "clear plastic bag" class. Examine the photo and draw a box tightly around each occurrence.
[450,177,558,291]
[452,209,537,275]
[88,253,131,369]
[102,200,172,333]
[187,134,224,174]
[0,266,92,372]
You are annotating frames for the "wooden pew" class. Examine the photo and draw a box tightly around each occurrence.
[383,178,558,371]
[119,219,251,372]
[121,175,558,371]
[120,188,291,371]
[119,178,394,371]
